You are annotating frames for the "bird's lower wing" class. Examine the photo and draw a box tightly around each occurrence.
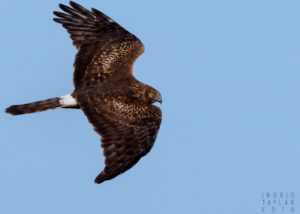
[75,92,161,183]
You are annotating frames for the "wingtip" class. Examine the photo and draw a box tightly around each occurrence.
[58,3,66,10]
[94,180,103,184]
[69,1,77,6]
[53,11,60,17]
[94,179,104,184]
[58,2,76,13]
[94,172,106,184]
[69,1,85,10]
[53,18,62,24]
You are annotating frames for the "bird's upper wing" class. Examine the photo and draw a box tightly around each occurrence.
[76,90,162,183]
[53,1,145,88]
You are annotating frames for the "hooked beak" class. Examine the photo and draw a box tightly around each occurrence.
[155,93,162,104]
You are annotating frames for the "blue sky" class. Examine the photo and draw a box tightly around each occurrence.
[1,0,300,213]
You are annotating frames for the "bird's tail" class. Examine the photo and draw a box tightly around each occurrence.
[5,94,78,115]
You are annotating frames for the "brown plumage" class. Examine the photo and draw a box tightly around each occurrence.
[5,1,162,184]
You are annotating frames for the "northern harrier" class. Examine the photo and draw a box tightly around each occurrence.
[5,1,162,184]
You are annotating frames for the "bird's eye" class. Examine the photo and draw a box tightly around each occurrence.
[149,91,154,96]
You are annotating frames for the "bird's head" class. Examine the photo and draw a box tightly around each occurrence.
[146,87,162,104]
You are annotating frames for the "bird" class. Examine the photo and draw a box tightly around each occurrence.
[5,1,162,184]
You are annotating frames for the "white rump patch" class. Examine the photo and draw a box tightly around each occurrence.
[59,94,78,107]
